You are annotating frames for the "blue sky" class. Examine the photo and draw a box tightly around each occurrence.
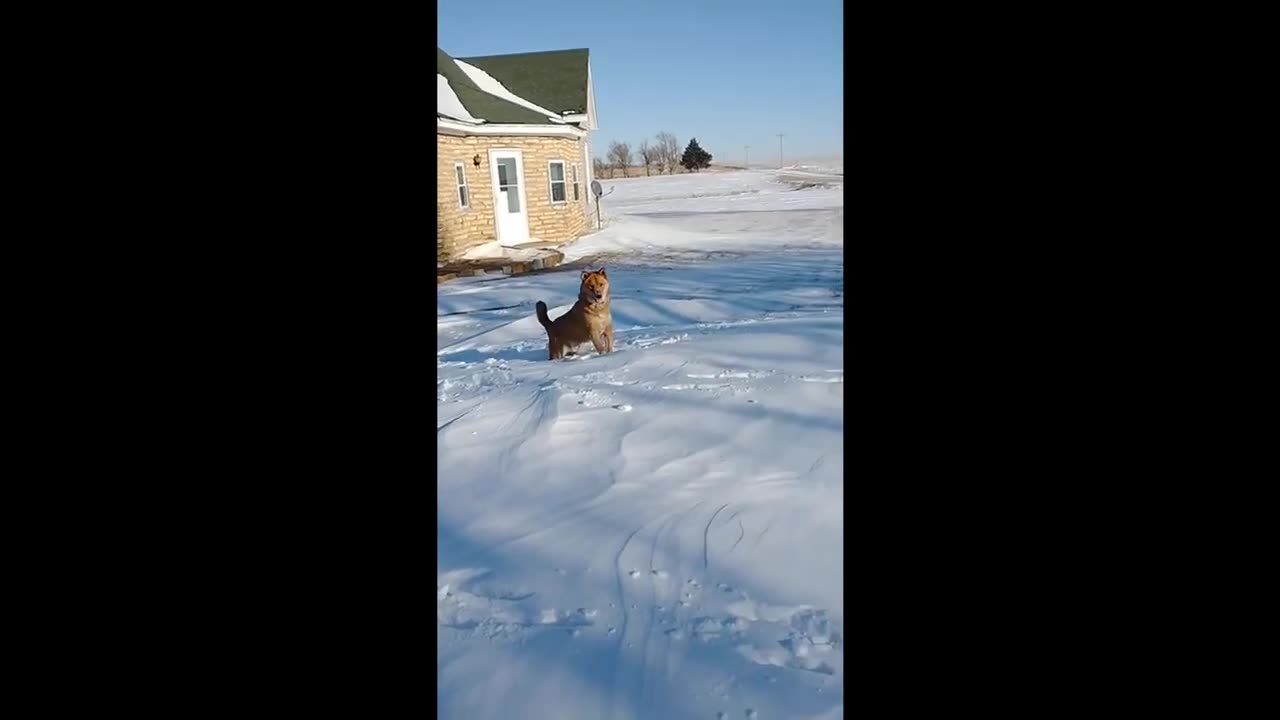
[438,0,843,166]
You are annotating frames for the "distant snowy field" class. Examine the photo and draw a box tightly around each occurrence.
[438,170,844,720]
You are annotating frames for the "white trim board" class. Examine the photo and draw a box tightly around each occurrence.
[585,61,598,130]
[437,118,587,138]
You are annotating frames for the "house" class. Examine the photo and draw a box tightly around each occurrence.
[437,46,598,261]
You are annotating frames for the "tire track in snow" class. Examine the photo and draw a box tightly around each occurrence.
[639,500,705,711]
[612,510,674,720]
[754,511,776,548]
[662,500,705,653]
[438,302,524,317]
[703,503,730,572]
[436,315,530,355]
[809,454,827,474]
[730,517,746,554]
[638,512,676,713]
[483,490,619,552]
[436,406,477,433]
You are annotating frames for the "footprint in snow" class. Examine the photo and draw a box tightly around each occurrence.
[731,605,841,676]
[438,573,595,634]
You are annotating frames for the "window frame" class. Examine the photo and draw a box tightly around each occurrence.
[454,162,469,209]
[548,160,568,205]
[572,163,580,201]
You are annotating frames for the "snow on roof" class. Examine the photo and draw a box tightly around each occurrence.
[437,75,482,124]
[454,59,562,123]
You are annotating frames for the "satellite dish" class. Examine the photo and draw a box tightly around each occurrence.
[590,180,603,197]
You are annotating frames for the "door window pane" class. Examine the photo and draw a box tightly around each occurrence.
[496,158,520,212]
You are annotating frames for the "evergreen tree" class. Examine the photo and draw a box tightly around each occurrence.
[680,138,713,172]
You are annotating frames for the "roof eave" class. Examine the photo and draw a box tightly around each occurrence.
[437,117,587,138]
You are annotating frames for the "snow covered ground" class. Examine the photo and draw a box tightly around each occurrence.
[438,170,844,720]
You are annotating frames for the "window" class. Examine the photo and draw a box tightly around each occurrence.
[454,163,469,209]
[496,157,520,212]
[549,161,567,203]
[572,164,580,201]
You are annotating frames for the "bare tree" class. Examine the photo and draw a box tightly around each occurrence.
[655,132,679,174]
[639,140,660,176]
[593,156,607,180]
[607,141,632,178]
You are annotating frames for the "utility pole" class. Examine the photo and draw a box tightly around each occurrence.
[777,134,785,168]
[744,145,750,168]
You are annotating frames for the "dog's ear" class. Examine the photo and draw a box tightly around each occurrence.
[582,270,590,279]
[598,267,607,277]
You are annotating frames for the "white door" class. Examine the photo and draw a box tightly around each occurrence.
[489,150,529,245]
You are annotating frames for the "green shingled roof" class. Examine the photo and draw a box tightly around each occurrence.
[437,47,556,125]
[457,48,589,116]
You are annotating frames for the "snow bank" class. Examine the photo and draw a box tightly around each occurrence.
[459,241,558,263]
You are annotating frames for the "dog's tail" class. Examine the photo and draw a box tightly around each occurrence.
[535,301,552,328]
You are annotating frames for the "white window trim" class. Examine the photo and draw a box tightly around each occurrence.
[548,160,568,205]
[571,163,581,202]
[454,162,470,209]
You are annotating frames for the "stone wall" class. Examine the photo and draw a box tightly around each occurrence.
[438,134,589,260]
[437,201,448,260]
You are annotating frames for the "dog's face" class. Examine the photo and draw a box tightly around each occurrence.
[580,268,610,307]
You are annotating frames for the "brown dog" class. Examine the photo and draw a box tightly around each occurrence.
[535,268,614,360]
